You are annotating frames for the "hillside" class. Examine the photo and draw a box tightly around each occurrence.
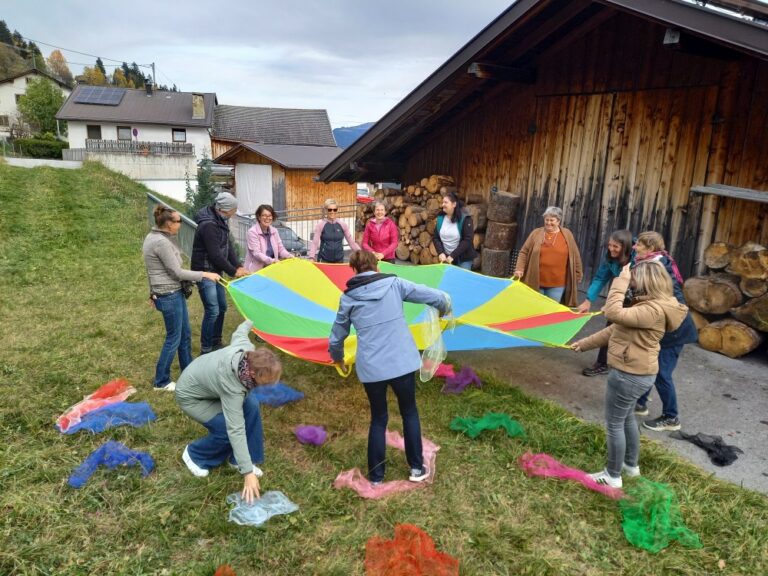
[333,122,375,148]
[1,161,767,574]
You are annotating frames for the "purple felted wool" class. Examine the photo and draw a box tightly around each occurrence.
[295,425,327,446]
[442,366,481,394]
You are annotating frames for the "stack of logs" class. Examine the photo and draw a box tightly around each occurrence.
[355,175,489,267]
[481,190,522,276]
[684,241,768,358]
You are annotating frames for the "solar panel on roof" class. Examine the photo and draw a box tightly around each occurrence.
[73,86,126,106]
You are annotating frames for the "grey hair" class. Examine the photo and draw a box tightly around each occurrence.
[373,200,387,210]
[543,206,563,221]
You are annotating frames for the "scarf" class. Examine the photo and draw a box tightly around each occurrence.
[636,250,684,286]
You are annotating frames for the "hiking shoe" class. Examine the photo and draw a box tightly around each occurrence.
[408,465,430,483]
[643,416,681,432]
[622,463,641,477]
[182,446,209,478]
[589,469,622,488]
[370,481,383,487]
[154,381,176,392]
[634,403,649,416]
[228,461,264,477]
[582,363,608,377]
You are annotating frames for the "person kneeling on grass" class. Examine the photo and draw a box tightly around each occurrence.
[328,250,451,485]
[175,320,281,503]
[570,261,687,488]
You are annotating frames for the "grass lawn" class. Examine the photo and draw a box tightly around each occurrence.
[1,161,766,575]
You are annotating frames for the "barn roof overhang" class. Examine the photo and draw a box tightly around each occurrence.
[319,0,768,184]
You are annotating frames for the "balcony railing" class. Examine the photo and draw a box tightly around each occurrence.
[85,139,194,156]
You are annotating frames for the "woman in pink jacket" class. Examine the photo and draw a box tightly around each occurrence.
[244,204,293,272]
[361,201,399,263]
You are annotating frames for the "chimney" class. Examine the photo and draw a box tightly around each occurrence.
[192,93,205,120]
[145,81,153,96]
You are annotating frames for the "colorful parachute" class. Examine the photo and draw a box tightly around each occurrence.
[225,259,595,367]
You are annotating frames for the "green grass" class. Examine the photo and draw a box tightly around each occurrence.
[1,161,767,575]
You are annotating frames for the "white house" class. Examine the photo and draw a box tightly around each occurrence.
[0,69,72,138]
[56,84,216,200]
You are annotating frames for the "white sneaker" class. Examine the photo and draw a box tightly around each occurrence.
[228,461,264,477]
[182,446,209,477]
[408,465,430,483]
[622,463,641,477]
[155,381,176,392]
[589,469,622,488]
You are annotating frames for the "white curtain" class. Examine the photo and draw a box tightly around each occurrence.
[235,163,272,216]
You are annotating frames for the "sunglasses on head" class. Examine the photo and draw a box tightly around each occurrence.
[171,218,182,223]
[327,208,338,212]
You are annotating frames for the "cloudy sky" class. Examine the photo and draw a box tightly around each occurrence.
[4,0,513,127]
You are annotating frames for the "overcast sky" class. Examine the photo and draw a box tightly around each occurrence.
[3,0,513,127]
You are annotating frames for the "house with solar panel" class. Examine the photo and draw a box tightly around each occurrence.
[56,84,216,199]
[0,68,72,139]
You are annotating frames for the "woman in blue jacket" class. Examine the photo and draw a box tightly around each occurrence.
[329,251,451,484]
[576,230,635,376]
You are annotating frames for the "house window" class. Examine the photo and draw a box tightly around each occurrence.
[15,94,22,104]
[0,115,9,127]
[117,126,132,141]
[172,128,186,143]
[86,125,102,140]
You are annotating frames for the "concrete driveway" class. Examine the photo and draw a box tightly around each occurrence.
[452,313,768,495]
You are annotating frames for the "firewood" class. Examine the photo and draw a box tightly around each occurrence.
[425,197,441,218]
[410,251,420,264]
[730,293,768,332]
[740,277,768,298]
[698,319,763,358]
[481,247,510,277]
[408,213,424,227]
[398,214,408,228]
[473,232,485,250]
[382,187,401,196]
[484,221,518,251]
[418,231,432,247]
[405,223,412,235]
[419,249,434,265]
[407,185,416,195]
[373,189,385,201]
[392,195,404,208]
[465,191,485,205]
[440,185,458,196]
[689,309,709,331]
[410,227,421,238]
[726,241,768,279]
[396,243,410,261]
[420,178,430,187]
[426,176,440,194]
[464,203,488,232]
[433,175,455,186]
[426,219,437,234]
[683,274,743,314]
[487,190,522,224]
[429,242,438,257]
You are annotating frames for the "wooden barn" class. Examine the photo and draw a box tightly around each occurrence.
[212,105,355,215]
[319,0,768,282]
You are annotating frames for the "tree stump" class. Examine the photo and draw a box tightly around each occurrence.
[683,274,743,314]
[486,190,522,224]
[703,242,732,270]
[481,248,510,277]
[726,242,768,279]
[484,221,518,251]
[730,293,768,332]
[698,319,763,358]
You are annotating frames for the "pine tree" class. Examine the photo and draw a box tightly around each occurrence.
[0,20,13,45]
[185,151,217,217]
[95,57,106,75]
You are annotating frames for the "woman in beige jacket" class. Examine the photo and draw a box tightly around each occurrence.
[571,261,688,488]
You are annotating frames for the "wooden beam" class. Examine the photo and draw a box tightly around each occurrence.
[467,62,537,84]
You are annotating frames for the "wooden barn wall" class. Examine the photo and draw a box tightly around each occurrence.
[404,12,768,279]
[285,170,356,211]
[211,139,238,160]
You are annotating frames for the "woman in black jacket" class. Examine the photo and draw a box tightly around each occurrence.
[433,191,477,269]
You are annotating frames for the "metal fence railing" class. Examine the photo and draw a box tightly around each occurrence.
[146,193,198,258]
[89,139,194,156]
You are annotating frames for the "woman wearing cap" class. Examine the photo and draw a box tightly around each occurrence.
[514,206,583,306]
[143,205,220,391]
[244,204,293,272]
[329,250,451,484]
[361,201,399,263]
[309,199,360,263]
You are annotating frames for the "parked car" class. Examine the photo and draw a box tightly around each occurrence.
[273,221,308,256]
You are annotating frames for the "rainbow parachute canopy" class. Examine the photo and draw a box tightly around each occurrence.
[226,259,595,367]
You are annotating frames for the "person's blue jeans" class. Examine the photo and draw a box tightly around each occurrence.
[363,372,423,483]
[185,390,264,471]
[455,260,473,270]
[197,278,227,353]
[604,369,655,477]
[636,345,683,418]
[539,286,565,303]
[153,290,192,387]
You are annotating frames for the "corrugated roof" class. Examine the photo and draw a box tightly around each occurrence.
[56,85,216,127]
[212,105,337,146]
[215,142,343,169]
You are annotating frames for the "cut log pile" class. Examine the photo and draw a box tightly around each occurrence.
[685,241,768,358]
[355,175,493,267]
[481,189,521,277]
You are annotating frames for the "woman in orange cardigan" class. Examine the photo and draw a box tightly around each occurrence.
[513,206,583,306]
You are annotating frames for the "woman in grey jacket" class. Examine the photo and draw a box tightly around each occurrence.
[142,206,220,391]
[176,321,282,504]
[329,251,451,484]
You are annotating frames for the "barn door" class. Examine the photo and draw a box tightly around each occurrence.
[235,163,273,216]
[523,93,616,285]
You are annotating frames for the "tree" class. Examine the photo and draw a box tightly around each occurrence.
[27,41,47,72]
[81,65,107,86]
[95,57,106,75]
[17,77,65,134]
[0,20,13,45]
[0,43,26,78]
[185,151,217,217]
[46,49,73,86]
[111,68,133,87]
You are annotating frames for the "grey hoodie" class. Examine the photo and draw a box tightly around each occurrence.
[329,272,450,383]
